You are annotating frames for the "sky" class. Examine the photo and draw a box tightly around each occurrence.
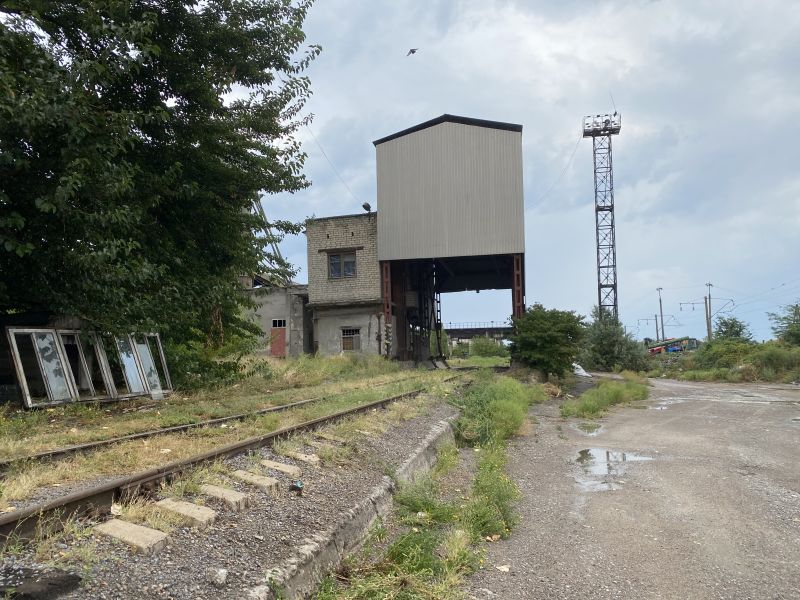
[265,0,800,342]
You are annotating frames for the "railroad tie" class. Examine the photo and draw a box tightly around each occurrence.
[316,431,348,444]
[94,519,168,555]
[260,459,302,478]
[199,484,250,511]
[230,469,280,494]
[155,498,217,528]
[285,451,320,465]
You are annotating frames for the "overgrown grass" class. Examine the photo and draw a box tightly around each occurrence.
[560,380,649,418]
[0,372,456,508]
[448,355,510,369]
[452,372,546,445]
[0,355,417,461]
[317,373,542,599]
[647,340,800,383]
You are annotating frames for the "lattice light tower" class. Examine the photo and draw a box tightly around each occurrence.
[583,112,622,319]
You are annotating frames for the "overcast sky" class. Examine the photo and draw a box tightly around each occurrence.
[266,0,800,341]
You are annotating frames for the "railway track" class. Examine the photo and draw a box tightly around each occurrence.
[0,373,465,541]
[0,371,431,470]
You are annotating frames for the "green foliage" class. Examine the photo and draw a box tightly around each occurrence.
[453,374,544,445]
[691,339,754,369]
[450,343,469,358]
[463,443,520,539]
[429,329,451,358]
[560,380,649,418]
[510,304,585,377]
[579,307,648,372]
[768,302,800,346]
[0,2,319,346]
[714,316,753,341]
[469,336,509,358]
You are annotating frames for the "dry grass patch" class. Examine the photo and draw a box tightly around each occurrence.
[115,497,193,533]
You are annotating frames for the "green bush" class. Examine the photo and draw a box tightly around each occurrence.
[509,303,585,377]
[692,339,754,369]
[470,336,509,357]
[451,343,469,358]
[579,308,648,372]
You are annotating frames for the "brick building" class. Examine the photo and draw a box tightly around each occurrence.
[305,213,390,356]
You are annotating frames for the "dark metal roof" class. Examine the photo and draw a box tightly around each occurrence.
[372,114,523,146]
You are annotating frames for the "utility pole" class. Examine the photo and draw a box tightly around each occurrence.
[655,313,660,341]
[656,288,665,343]
[705,283,713,340]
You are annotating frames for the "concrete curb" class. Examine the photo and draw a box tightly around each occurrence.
[247,417,456,600]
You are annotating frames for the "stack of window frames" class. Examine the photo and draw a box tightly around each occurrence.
[5,328,172,408]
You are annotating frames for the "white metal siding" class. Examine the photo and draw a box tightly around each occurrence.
[376,122,524,261]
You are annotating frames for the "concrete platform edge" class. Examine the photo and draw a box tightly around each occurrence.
[247,416,456,600]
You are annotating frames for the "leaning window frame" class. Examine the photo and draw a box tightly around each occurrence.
[130,333,172,398]
[5,327,78,409]
[113,335,149,397]
[56,329,117,402]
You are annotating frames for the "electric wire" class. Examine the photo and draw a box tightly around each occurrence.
[305,124,361,206]
[530,134,582,205]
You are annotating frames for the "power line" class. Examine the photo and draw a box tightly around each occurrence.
[305,124,361,206]
[531,134,582,205]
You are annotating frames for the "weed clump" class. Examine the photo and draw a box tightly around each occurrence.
[560,380,649,418]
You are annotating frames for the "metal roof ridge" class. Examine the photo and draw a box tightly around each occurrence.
[372,114,523,146]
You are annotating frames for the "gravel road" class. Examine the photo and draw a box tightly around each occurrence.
[467,378,800,599]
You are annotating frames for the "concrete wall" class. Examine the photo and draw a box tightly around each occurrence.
[313,305,384,356]
[375,118,524,261]
[247,286,309,357]
[306,213,381,307]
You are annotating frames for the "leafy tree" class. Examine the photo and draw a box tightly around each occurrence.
[579,307,647,372]
[713,316,753,341]
[469,335,509,358]
[509,304,585,377]
[768,301,800,346]
[429,328,451,358]
[0,1,319,347]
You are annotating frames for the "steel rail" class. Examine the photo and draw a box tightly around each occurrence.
[0,372,429,470]
[0,374,464,541]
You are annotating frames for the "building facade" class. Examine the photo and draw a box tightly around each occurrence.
[246,284,311,358]
[305,213,390,356]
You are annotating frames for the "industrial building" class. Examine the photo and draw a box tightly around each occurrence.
[303,114,526,361]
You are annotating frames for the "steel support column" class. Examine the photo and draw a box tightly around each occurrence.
[512,253,525,318]
[592,134,618,319]
[380,261,392,356]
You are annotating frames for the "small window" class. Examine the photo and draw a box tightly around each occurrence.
[341,328,361,352]
[329,252,356,279]
[272,319,287,328]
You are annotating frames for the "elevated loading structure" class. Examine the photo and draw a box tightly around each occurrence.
[374,115,526,361]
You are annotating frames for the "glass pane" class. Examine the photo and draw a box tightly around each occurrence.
[343,254,356,277]
[329,254,341,278]
[116,336,145,394]
[103,337,130,395]
[60,333,94,398]
[33,332,72,402]
[80,334,110,397]
[146,336,170,391]
[13,333,49,405]
[134,336,162,396]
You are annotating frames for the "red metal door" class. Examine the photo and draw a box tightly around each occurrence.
[270,328,286,358]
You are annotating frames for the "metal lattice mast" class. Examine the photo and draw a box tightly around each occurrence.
[583,113,622,319]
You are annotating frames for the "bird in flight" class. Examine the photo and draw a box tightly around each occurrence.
[406,48,418,56]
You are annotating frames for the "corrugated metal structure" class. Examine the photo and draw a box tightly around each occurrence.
[373,115,526,361]
[376,115,524,261]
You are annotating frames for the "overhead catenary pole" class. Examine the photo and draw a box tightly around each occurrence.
[705,283,714,340]
[655,313,660,342]
[657,287,665,343]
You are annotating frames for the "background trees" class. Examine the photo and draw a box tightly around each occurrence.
[768,302,800,346]
[579,308,648,372]
[0,1,319,347]
[713,316,753,342]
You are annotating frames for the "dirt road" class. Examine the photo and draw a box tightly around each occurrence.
[467,378,800,599]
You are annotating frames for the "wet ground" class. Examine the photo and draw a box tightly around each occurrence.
[467,378,800,599]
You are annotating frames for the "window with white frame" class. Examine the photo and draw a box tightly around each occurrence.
[341,328,361,351]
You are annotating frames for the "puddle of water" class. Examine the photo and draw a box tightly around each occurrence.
[576,448,652,476]
[574,448,653,492]
[576,422,602,436]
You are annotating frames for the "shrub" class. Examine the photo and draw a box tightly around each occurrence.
[579,308,648,372]
[560,380,648,418]
[510,304,585,377]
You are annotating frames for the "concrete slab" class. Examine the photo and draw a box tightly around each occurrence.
[200,484,250,511]
[155,498,216,528]
[260,459,302,478]
[94,519,168,554]
[287,451,320,465]
[231,469,280,494]
[316,431,348,444]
